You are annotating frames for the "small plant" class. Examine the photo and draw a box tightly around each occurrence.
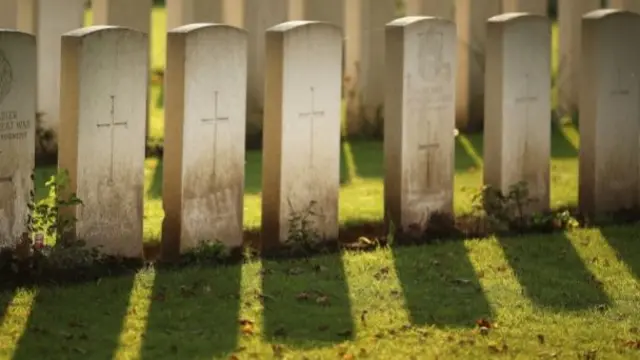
[181,239,231,265]
[26,169,83,245]
[472,181,537,233]
[285,199,323,255]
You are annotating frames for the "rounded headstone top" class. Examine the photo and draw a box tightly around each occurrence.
[583,8,639,20]
[169,22,247,35]
[387,15,450,28]
[489,12,544,23]
[63,25,146,38]
[267,20,340,34]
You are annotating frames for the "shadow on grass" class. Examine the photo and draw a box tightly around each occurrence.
[147,157,163,199]
[11,274,136,360]
[600,226,640,282]
[33,165,57,201]
[347,140,383,180]
[392,241,492,327]
[496,232,609,311]
[455,133,483,172]
[550,122,578,159]
[0,290,13,324]
[261,254,354,348]
[140,265,242,359]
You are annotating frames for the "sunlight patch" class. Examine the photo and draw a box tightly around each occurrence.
[0,289,37,358]
[114,270,156,359]
[457,135,483,167]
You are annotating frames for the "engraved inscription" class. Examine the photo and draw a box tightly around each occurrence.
[0,110,30,141]
[96,95,128,185]
[417,30,451,83]
[200,91,229,180]
[0,50,13,105]
[298,86,325,167]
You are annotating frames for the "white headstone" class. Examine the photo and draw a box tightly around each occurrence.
[58,26,148,258]
[484,13,551,213]
[166,0,223,30]
[405,0,456,20]
[162,24,247,257]
[262,21,342,248]
[37,0,85,142]
[557,0,600,116]
[0,30,35,248]
[579,9,640,216]
[0,0,36,32]
[384,16,456,232]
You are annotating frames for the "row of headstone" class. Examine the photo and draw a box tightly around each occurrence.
[2,0,629,149]
[1,9,639,258]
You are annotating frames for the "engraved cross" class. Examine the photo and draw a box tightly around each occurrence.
[201,91,229,179]
[298,86,325,167]
[515,73,538,173]
[417,120,440,193]
[97,95,128,185]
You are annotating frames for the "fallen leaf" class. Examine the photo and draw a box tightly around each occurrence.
[241,323,254,335]
[337,329,352,337]
[622,339,640,349]
[296,292,311,301]
[342,354,354,360]
[313,264,328,273]
[272,344,285,357]
[274,327,287,337]
[360,310,368,326]
[476,318,492,329]
[537,334,545,344]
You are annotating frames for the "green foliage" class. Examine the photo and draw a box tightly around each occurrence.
[180,240,232,265]
[472,181,579,234]
[0,170,107,283]
[285,200,323,255]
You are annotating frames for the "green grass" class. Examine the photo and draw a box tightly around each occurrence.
[1,225,639,359]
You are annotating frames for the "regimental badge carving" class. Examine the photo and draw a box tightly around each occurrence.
[0,50,13,106]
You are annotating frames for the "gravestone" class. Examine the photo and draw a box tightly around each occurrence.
[609,0,640,14]
[0,30,35,248]
[384,16,456,233]
[484,13,551,213]
[502,0,548,15]
[238,0,289,141]
[344,0,396,136]
[166,0,223,30]
[262,21,342,248]
[58,26,147,258]
[92,0,152,33]
[289,0,344,27]
[0,0,36,32]
[162,24,246,258]
[37,0,85,144]
[557,0,600,116]
[579,9,640,216]
[456,0,502,131]
[405,0,456,20]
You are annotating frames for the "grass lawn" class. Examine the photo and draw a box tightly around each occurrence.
[1,225,639,359]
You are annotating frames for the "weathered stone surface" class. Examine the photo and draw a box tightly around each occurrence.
[557,0,600,116]
[579,9,640,216]
[0,30,35,247]
[58,26,148,258]
[405,0,455,20]
[484,13,551,213]
[92,0,152,33]
[162,24,246,257]
[166,0,224,30]
[37,0,85,141]
[502,0,548,15]
[384,16,456,232]
[262,21,342,248]
[344,0,396,136]
[455,0,502,131]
